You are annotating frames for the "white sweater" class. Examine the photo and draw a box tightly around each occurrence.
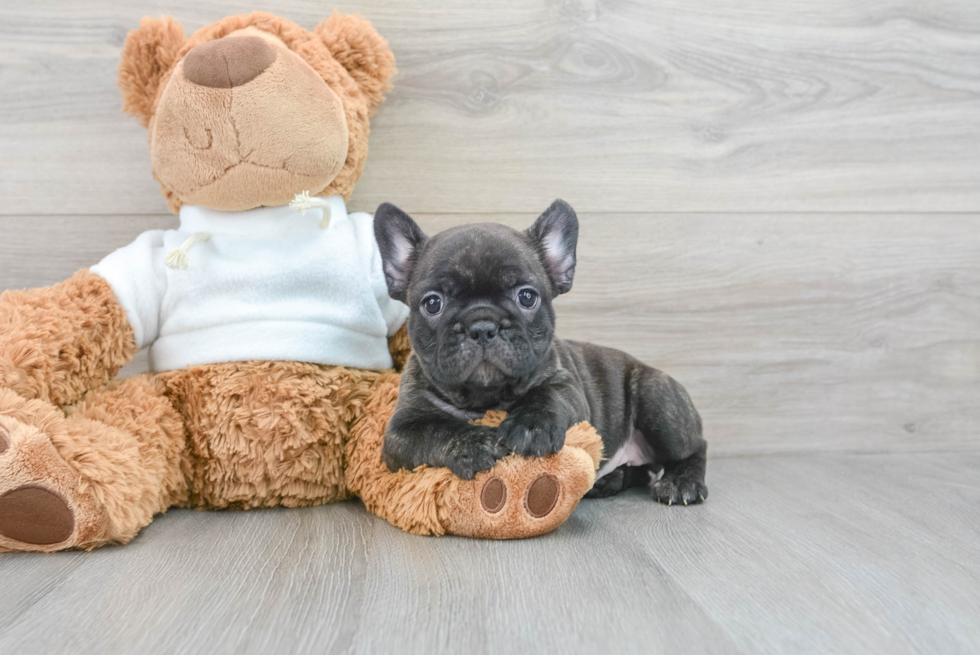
[91,196,409,373]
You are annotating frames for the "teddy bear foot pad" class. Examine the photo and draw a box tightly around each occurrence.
[0,421,105,552]
[0,485,75,545]
[480,473,560,518]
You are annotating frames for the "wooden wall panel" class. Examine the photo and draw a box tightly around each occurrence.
[3,212,976,456]
[1,1,979,215]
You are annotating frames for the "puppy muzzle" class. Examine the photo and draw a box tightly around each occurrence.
[459,303,511,345]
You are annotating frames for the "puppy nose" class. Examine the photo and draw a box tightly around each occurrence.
[467,320,499,343]
[183,35,276,88]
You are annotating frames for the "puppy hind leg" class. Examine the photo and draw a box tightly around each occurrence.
[650,442,707,506]
[586,465,625,498]
[631,367,708,506]
[585,464,656,499]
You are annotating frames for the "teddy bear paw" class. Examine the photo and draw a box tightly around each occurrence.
[440,444,597,539]
[0,418,106,552]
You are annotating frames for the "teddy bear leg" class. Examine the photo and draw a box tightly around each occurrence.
[0,375,187,552]
[345,373,603,539]
[157,361,356,510]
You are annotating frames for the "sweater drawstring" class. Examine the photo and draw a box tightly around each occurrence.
[290,191,332,229]
[165,232,211,270]
[165,194,330,271]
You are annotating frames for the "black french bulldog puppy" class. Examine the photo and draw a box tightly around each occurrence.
[373,200,708,505]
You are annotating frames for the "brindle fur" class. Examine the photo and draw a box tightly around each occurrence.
[374,200,708,505]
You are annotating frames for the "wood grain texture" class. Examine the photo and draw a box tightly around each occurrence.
[0,215,178,291]
[413,213,980,457]
[3,212,977,456]
[0,453,977,655]
[2,1,980,215]
[1,2,978,652]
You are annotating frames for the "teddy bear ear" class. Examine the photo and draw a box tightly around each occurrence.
[315,12,396,112]
[117,16,185,128]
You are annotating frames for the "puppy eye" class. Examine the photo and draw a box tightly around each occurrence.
[517,288,539,309]
[421,293,444,316]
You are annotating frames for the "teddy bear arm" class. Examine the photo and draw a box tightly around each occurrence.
[0,270,138,407]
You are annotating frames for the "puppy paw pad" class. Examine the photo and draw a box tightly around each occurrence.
[480,477,507,514]
[524,474,560,518]
[0,485,75,545]
[0,426,8,455]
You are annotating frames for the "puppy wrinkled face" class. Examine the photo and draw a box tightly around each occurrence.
[411,224,555,391]
[375,201,579,402]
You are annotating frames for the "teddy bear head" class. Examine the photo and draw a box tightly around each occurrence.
[118,11,395,213]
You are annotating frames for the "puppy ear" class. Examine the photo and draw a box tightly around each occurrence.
[315,12,396,113]
[118,16,185,127]
[526,199,579,295]
[374,203,427,303]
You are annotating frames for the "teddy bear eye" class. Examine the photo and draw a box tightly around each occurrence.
[421,293,444,316]
[183,126,213,150]
[517,288,539,309]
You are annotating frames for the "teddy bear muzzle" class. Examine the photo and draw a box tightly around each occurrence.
[149,28,350,212]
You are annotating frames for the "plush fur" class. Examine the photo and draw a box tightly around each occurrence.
[0,270,137,406]
[0,12,602,552]
[118,17,186,129]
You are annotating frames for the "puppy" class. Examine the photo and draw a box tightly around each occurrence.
[373,200,707,505]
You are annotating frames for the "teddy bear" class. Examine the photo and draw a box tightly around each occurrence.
[0,11,603,552]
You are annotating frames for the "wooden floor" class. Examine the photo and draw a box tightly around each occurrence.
[2,453,978,654]
[1,0,979,653]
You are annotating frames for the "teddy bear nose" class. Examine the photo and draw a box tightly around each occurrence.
[183,35,276,88]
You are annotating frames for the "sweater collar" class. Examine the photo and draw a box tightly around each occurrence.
[178,195,348,237]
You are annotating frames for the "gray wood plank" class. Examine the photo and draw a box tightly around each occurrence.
[0,215,178,291]
[0,504,371,654]
[0,453,976,654]
[3,212,977,456]
[2,1,980,215]
[614,452,980,655]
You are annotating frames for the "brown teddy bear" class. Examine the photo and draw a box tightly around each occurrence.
[0,11,602,552]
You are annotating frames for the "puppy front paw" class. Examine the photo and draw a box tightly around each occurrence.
[497,410,566,458]
[446,432,507,480]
